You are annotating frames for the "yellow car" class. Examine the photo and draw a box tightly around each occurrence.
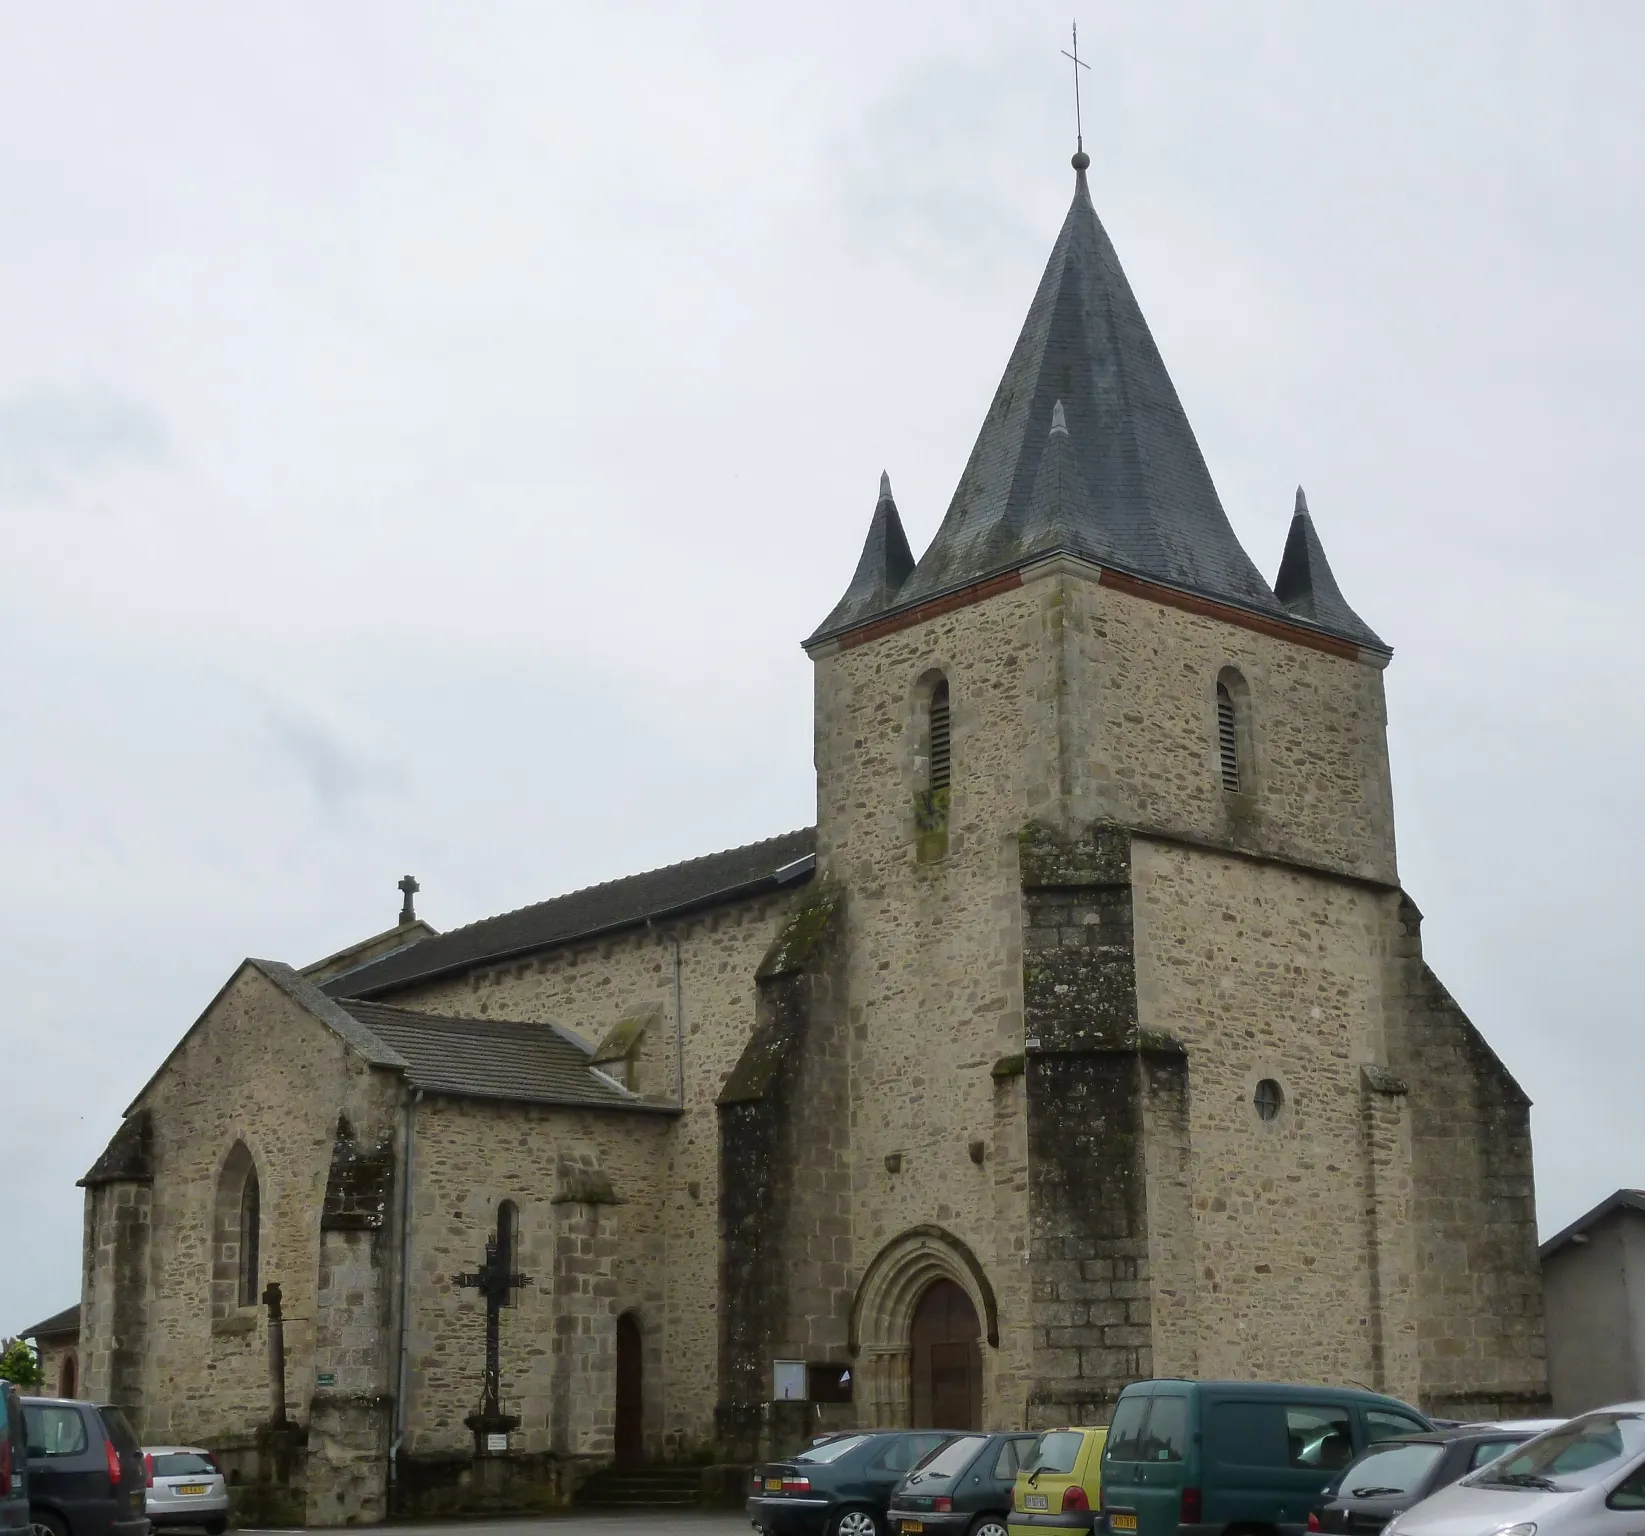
[1009,1427,1108,1536]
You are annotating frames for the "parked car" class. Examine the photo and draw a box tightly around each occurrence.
[1381,1406,1645,1536]
[891,1430,1040,1536]
[751,1430,959,1536]
[21,1397,148,1536]
[2,1383,28,1533]
[1309,1421,1566,1535]
[1098,1379,1432,1536]
[141,1449,227,1536]
[1010,1427,1110,1536]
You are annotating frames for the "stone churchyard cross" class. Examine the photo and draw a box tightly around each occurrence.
[452,1228,533,1437]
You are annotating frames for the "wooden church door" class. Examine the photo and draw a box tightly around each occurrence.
[910,1280,981,1429]
[614,1312,644,1464]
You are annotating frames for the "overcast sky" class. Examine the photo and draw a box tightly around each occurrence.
[2,1,1639,1335]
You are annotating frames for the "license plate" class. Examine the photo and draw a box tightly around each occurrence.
[901,1523,924,1533]
[1110,1516,1137,1531]
[177,1485,209,1496]
[1024,1495,1049,1511]
[766,1480,783,1492]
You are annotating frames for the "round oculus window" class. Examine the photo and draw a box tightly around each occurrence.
[1253,1078,1284,1122]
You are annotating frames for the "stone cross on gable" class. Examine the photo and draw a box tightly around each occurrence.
[452,1232,533,1422]
[398,874,420,925]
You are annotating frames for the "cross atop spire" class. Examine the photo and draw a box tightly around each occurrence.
[1062,21,1092,168]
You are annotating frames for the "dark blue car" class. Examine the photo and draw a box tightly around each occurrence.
[890,1431,1040,1536]
[751,1431,958,1536]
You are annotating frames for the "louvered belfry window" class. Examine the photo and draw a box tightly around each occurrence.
[1216,682,1240,792]
[928,681,952,792]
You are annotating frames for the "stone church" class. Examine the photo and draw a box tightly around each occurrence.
[69,150,1548,1524]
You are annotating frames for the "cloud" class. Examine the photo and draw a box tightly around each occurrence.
[263,707,403,820]
[0,390,168,499]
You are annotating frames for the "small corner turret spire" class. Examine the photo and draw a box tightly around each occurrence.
[398,874,420,925]
[1274,487,1387,654]
[1062,21,1092,172]
[1050,399,1069,436]
[806,471,917,645]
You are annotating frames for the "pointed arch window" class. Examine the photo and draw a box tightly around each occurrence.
[1216,683,1239,790]
[915,674,952,863]
[238,1165,261,1306]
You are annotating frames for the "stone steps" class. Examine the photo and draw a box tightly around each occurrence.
[575,1465,707,1509]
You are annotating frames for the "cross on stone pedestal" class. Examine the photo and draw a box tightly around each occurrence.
[452,1232,533,1431]
[398,874,420,925]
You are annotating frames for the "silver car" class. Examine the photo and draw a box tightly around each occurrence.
[1384,1405,1645,1536]
[142,1447,228,1535]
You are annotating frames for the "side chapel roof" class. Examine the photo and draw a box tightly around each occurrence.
[325,828,816,998]
[339,999,656,1111]
[809,154,1386,657]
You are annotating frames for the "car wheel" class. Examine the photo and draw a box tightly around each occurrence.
[205,1521,228,1536]
[970,1518,1010,1536]
[833,1507,882,1536]
[31,1515,68,1536]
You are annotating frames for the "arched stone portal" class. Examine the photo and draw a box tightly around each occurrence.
[850,1226,998,1427]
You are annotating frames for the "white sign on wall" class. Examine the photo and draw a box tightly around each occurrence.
[772,1360,807,1401]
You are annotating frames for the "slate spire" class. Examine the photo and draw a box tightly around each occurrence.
[809,472,916,639]
[1274,486,1386,651]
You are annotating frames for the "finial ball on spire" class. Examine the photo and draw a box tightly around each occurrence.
[1072,149,1090,171]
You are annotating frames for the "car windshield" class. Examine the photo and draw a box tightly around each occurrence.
[912,1437,988,1479]
[795,1435,870,1465]
[152,1453,215,1476]
[1468,1414,1645,1492]
[1027,1432,1084,1476]
[1337,1443,1443,1497]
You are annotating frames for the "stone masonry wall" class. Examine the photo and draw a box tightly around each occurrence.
[716,883,851,1460]
[1129,836,1411,1396]
[113,965,402,1448]
[387,890,794,1455]
[1389,898,1548,1416]
[1061,573,1398,884]
[401,1095,670,1461]
[812,579,1053,1428]
[1018,823,1155,1426]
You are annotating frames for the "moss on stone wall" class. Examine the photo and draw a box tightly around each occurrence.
[755,882,843,980]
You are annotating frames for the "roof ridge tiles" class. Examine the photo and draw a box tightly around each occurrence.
[323,826,817,998]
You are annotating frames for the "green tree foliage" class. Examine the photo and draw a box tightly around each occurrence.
[0,1337,43,1390]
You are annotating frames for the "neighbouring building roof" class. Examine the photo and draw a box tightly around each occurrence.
[339,999,659,1111]
[19,1304,79,1342]
[809,156,1387,657]
[1540,1188,1645,1260]
[325,829,817,998]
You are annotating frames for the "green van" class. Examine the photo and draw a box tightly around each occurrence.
[1099,1380,1432,1536]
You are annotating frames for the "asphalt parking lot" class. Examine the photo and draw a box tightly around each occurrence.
[242,1514,751,1536]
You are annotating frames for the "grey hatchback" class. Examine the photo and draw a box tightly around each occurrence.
[140,1450,226,1535]
[21,1398,147,1536]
